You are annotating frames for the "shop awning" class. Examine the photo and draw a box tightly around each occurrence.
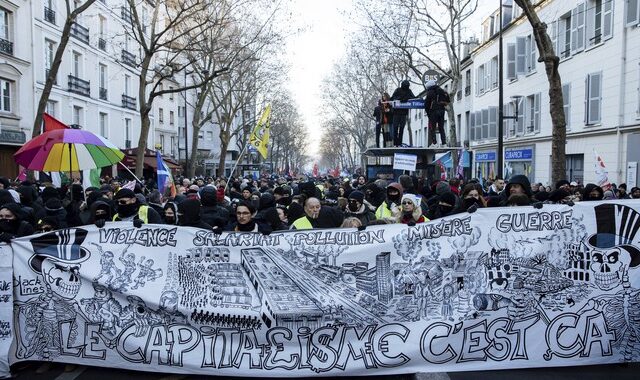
[120,148,182,173]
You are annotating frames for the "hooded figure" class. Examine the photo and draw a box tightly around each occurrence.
[582,184,604,201]
[375,183,403,220]
[89,200,113,227]
[177,199,211,229]
[500,175,532,206]
[44,197,68,229]
[427,191,458,220]
[390,80,416,146]
[344,190,375,226]
[424,80,449,146]
[163,202,178,225]
[0,203,34,242]
[200,187,230,230]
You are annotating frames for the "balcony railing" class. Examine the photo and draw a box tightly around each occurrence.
[44,7,56,24]
[98,38,106,51]
[122,94,137,110]
[0,38,13,55]
[121,6,133,23]
[71,22,90,44]
[121,50,136,67]
[68,75,90,97]
[69,124,82,130]
[99,87,108,100]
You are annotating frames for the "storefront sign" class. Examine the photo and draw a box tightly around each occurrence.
[0,130,26,144]
[505,148,533,160]
[475,151,496,162]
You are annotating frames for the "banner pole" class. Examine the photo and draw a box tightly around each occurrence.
[118,161,143,185]
[224,142,250,193]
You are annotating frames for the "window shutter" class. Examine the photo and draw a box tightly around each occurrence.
[507,43,516,79]
[470,112,476,141]
[489,107,498,139]
[563,83,571,130]
[516,37,526,74]
[534,93,541,132]
[626,0,639,27]
[586,3,595,47]
[476,67,480,94]
[576,2,586,51]
[571,7,579,52]
[550,20,558,56]
[528,35,536,72]
[584,75,589,124]
[603,0,613,39]
[516,98,524,135]
[476,111,482,140]
[589,72,602,124]
[482,109,489,139]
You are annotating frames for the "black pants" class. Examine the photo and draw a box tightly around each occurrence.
[375,123,382,148]
[428,110,447,146]
[392,114,407,146]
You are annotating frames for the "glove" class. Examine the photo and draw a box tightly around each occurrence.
[407,221,416,227]
[133,218,143,228]
[357,225,366,231]
[0,232,13,244]
[532,202,543,209]
[566,200,575,207]
[95,218,106,228]
[467,204,478,214]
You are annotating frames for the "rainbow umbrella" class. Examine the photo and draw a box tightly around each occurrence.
[14,129,124,172]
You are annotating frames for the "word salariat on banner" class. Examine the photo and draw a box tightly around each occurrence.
[1,200,640,377]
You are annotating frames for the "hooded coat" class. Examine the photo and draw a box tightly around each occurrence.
[177,199,212,229]
[390,80,416,116]
[200,187,230,230]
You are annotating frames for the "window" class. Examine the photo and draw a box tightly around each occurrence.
[571,2,586,54]
[563,83,571,129]
[46,100,57,116]
[160,134,165,151]
[207,131,213,141]
[515,97,524,135]
[169,87,174,100]
[507,43,516,79]
[159,108,164,123]
[178,105,184,118]
[469,112,476,141]
[516,36,527,74]
[0,78,11,112]
[475,111,481,140]
[0,7,10,42]
[505,102,515,137]
[44,39,55,77]
[637,63,640,116]
[465,69,471,95]
[490,56,498,88]
[585,72,602,124]
[558,12,572,58]
[476,64,485,94]
[99,64,107,89]
[526,35,536,72]
[587,0,614,46]
[72,51,82,77]
[170,136,175,156]
[73,105,83,126]
[158,82,163,97]
[481,108,489,140]
[525,93,541,133]
[169,110,174,125]
[125,119,131,147]
[124,74,130,96]
[626,0,639,26]
[99,112,108,137]
[465,111,470,142]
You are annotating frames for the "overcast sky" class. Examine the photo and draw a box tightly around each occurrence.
[283,1,494,157]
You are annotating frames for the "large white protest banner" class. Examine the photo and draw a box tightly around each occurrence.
[4,201,640,377]
[0,244,13,378]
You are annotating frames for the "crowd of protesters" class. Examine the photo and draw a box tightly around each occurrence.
[1,173,639,241]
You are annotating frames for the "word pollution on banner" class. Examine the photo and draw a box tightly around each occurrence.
[393,153,417,172]
[4,201,640,377]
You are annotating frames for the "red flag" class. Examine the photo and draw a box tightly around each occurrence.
[43,113,69,132]
[16,168,27,181]
[312,163,319,177]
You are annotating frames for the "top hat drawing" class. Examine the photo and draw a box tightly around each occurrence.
[28,228,90,273]
[587,204,640,261]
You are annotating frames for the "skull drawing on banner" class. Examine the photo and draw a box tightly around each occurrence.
[41,261,82,299]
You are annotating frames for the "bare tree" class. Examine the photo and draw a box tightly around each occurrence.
[514,0,566,184]
[268,92,308,175]
[32,0,97,137]
[356,0,478,149]
[121,0,228,177]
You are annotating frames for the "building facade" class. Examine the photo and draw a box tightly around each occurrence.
[413,0,640,187]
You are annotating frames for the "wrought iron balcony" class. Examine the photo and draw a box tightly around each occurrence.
[0,38,13,55]
[99,87,108,100]
[71,22,90,44]
[121,50,136,67]
[121,6,133,24]
[68,75,90,97]
[44,7,56,24]
[98,38,106,51]
[122,94,137,110]
[69,124,82,130]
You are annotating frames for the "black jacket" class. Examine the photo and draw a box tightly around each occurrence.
[425,85,450,114]
[390,81,416,116]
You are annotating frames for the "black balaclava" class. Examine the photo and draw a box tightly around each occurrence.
[177,199,202,226]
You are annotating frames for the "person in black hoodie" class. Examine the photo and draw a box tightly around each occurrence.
[177,199,212,229]
[424,80,450,147]
[500,174,532,206]
[582,184,604,201]
[200,187,230,231]
[344,190,375,226]
[0,203,34,242]
[44,197,68,228]
[163,202,178,225]
[89,200,113,228]
[426,191,458,220]
[390,80,416,146]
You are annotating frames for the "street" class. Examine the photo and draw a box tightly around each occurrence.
[9,362,640,380]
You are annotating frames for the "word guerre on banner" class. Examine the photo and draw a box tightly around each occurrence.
[2,201,640,377]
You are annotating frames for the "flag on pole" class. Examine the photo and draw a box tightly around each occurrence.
[594,150,612,191]
[82,168,101,189]
[16,168,27,181]
[156,151,177,198]
[456,150,464,179]
[249,104,272,159]
[437,161,448,180]
[43,113,69,132]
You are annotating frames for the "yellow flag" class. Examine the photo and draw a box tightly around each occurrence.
[249,104,271,159]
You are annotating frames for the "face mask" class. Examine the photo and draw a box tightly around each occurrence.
[388,193,401,204]
[348,201,360,212]
[439,205,454,215]
[165,217,176,224]
[0,219,14,232]
[117,203,137,218]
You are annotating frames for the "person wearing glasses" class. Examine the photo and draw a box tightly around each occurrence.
[226,201,271,233]
[397,194,428,225]
[0,203,34,243]
[112,188,162,224]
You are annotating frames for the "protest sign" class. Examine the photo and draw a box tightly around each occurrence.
[3,201,640,377]
[393,153,418,171]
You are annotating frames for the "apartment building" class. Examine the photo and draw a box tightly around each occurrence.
[413,0,640,187]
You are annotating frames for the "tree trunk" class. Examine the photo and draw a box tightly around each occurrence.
[188,115,201,178]
[32,16,76,137]
[515,0,566,184]
[217,130,230,178]
[135,56,153,179]
[447,91,459,178]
